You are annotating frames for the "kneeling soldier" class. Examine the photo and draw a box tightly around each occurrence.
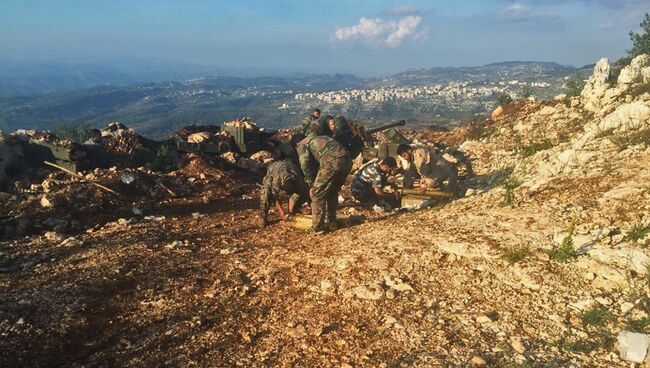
[351,157,400,209]
[259,160,309,227]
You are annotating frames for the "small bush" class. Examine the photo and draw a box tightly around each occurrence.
[55,122,94,143]
[496,93,513,107]
[150,144,177,172]
[501,176,522,206]
[628,316,650,333]
[559,334,615,353]
[581,307,614,328]
[609,129,650,151]
[564,75,586,97]
[518,140,554,157]
[549,231,576,262]
[625,223,649,242]
[500,243,531,264]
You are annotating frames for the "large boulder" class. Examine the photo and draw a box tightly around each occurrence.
[618,54,650,86]
[581,58,611,113]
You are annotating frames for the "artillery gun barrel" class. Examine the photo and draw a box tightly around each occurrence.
[365,120,406,135]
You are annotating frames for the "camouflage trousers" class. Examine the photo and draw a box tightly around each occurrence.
[310,154,352,229]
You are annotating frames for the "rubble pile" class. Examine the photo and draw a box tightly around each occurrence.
[0,161,249,239]
[223,117,263,131]
[100,122,160,156]
[172,125,221,140]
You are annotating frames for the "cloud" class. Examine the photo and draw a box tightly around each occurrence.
[497,3,559,22]
[384,5,423,16]
[333,16,424,48]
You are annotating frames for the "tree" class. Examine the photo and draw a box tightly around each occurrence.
[521,85,533,99]
[628,13,650,59]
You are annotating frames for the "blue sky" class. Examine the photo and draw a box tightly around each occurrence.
[1,0,648,73]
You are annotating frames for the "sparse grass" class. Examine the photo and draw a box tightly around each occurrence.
[627,316,650,333]
[559,335,615,354]
[500,243,531,264]
[501,176,522,206]
[610,129,650,151]
[494,361,547,368]
[549,231,576,262]
[625,223,649,242]
[518,139,554,157]
[581,307,614,328]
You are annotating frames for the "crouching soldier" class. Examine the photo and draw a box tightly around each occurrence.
[397,144,458,194]
[259,160,309,227]
[297,135,352,233]
[351,157,400,210]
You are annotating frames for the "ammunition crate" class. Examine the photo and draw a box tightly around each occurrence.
[24,139,79,173]
[221,125,270,154]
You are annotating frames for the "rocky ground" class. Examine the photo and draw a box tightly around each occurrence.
[1,55,650,367]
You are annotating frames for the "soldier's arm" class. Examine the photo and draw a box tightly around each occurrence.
[275,200,287,221]
[297,143,315,184]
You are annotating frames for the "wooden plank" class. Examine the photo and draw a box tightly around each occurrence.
[401,188,453,198]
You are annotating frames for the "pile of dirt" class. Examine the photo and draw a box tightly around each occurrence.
[99,122,161,161]
[0,154,254,239]
[223,117,264,131]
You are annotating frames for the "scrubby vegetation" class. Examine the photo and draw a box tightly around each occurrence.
[54,122,94,143]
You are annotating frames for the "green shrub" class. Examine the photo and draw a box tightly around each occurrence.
[496,93,513,107]
[150,144,177,172]
[581,307,614,328]
[549,230,576,262]
[628,316,650,333]
[500,243,531,264]
[518,140,554,157]
[501,176,522,206]
[625,223,649,242]
[564,75,586,97]
[54,122,94,143]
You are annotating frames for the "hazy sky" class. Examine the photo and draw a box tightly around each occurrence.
[1,0,649,73]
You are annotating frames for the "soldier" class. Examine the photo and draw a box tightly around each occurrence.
[397,144,458,194]
[325,115,364,158]
[259,160,309,227]
[351,157,400,209]
[0,135,24,191]
[267,138,299,166]
[300,108,323,136]
[297,134,352,233]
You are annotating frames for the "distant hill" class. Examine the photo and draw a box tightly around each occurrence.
[0,60,585,138]
[391,61,581,85]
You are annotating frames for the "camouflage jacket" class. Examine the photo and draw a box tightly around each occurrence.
[259,160,306,212]
[296,135,349,183]
[300,115,329,136]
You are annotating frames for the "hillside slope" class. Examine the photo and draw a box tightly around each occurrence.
[1,55,649,367]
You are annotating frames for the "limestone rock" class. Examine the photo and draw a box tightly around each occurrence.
[618,54,650,86]
[581,58,611,113]
[618,331,650,363]
[491,105,504,120]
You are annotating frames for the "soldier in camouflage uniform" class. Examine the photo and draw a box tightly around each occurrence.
[325,115,364,158]
[259,160,309,227]
[297,134,352,233]
[300,109,325,136]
